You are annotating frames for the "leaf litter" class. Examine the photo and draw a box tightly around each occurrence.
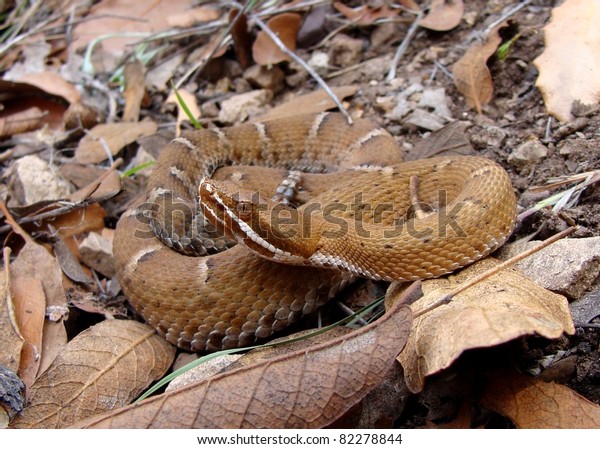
[0,0,599,430]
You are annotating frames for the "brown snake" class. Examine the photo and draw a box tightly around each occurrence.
[113,113,517,351]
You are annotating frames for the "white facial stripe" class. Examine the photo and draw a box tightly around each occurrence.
[202,183,295,259]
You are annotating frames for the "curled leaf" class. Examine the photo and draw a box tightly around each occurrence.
[10,320,175,429]
[73,301,412,429]
[397,258,575,393]
[481,369,600,428]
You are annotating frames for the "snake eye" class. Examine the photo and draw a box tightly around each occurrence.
[236,202,252,220]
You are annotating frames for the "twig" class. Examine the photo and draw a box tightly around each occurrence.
[413,226,577,318]
[543,116,553,143]
[483,0,532,38]
[175,3,252,89]
[386,11,423,82]
[409,175,428,220]
[336,300,369,326]
[0,2,55,57]
[252,15,352,124]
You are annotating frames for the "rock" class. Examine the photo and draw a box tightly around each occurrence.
[218,89,273,124]
[569,286,600,324]
[386,82,423,121]
[6,155,71,205]
[470,125,508,149]
[243,65,285,92]
[403,108,446,131]
[328,34,364,66]
[387,85,451,130]
[497,237,600,299]
[418,87,452,120]
[508,139,548,168]
[79,231,115,278]
[307,51,330,76]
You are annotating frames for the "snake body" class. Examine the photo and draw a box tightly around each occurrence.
[113,113,516,351]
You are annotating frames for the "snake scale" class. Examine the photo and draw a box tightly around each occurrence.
[113,112,517,351]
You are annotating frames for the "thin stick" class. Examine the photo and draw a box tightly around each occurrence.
[253,15,352,124]
[409,175,428,220]
[386,11,423,82]
[483,0,532,38]
[414,226,577,318]
[175,3,252,89]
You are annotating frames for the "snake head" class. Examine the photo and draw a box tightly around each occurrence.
[199,177,309,263]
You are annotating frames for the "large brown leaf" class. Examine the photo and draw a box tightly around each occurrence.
[419,0,464,32]
[533,0,600,121]
[252,13,301,66]
[10,320,175,429]
[452,25,503,114]
[252,86,358,123]
[75,120,157,164]
[397,258,575,393]
[481,369,600,428]
[72,300,413,429]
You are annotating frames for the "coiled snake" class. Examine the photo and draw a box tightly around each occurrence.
[113,113,517,351]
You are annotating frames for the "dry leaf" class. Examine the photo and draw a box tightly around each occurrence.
[67,169,122,203]
[229,9,252,69]
[0,108,45,138]
[481,369,600,428]
[0,258,24,374]
[396,258,575,393]
[252,13,302,66]
[0,205,70,384]
[333,2,399,26]
[51,236,93,285]
[252,86,358,122]
[452,25,504,114]
[166,89,200,137]
[419,0,464,32]
[10,320,175,429]
[399,0,421,12]
[122,61,146,122]
[9,239,68,385]
[71,0,195,57]
[73,301,412,429]
[16,72,81,105]
[533,0,600,121]
[404,121,474,161]
[12,276,45,390]
[50,203,106,238]
[166,5,221,27]
[75,120,157,164]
